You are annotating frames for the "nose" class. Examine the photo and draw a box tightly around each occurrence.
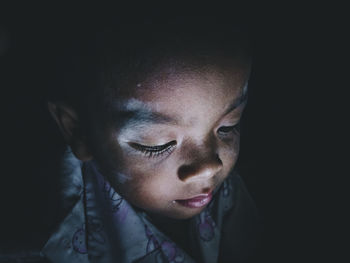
[177,152,223,182]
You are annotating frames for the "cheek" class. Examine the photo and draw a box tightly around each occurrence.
[219,134,240,167]
[114,165,178,209]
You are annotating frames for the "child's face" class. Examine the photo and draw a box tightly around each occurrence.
[91,59,250,219]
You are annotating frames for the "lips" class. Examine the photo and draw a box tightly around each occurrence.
[176,191,213,208]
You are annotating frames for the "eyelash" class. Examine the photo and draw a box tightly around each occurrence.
[130,140,177,158]
[130,124,239,158]
[217,123,240,135]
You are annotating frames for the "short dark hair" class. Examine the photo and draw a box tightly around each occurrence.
[47,14,253,123]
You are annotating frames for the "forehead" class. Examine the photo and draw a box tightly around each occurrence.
[109,59,250,127]
[119,57,248,97]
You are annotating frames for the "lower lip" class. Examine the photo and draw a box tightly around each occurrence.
[176,192,213,208]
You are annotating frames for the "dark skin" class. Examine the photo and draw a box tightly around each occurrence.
[49,56,251,257]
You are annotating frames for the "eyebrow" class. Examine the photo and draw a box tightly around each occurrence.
[113,109,178,129]
[223,83,248,116]
[111,100,179,131]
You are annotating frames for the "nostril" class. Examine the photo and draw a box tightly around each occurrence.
[177,165,197,181]
[215,154,223,165]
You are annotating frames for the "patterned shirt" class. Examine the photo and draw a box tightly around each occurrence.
[41,148,260,263]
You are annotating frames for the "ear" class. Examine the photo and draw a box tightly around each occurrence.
[47,101,93,161]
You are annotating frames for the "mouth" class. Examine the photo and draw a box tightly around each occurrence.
[175,191,213,209]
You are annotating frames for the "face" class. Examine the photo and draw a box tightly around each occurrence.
[89,58,250,219]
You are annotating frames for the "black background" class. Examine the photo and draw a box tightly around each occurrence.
[0,3,345,262]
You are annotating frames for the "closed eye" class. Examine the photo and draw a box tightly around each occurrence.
[217,123,240,135]
[128,140,177,158]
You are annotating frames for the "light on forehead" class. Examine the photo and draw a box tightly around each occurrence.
[123,98,150,111]
[112,98,156,112]
[111,98,179,133]
[113,79,248,134]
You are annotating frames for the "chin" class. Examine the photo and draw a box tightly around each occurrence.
[164,207,206,220]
